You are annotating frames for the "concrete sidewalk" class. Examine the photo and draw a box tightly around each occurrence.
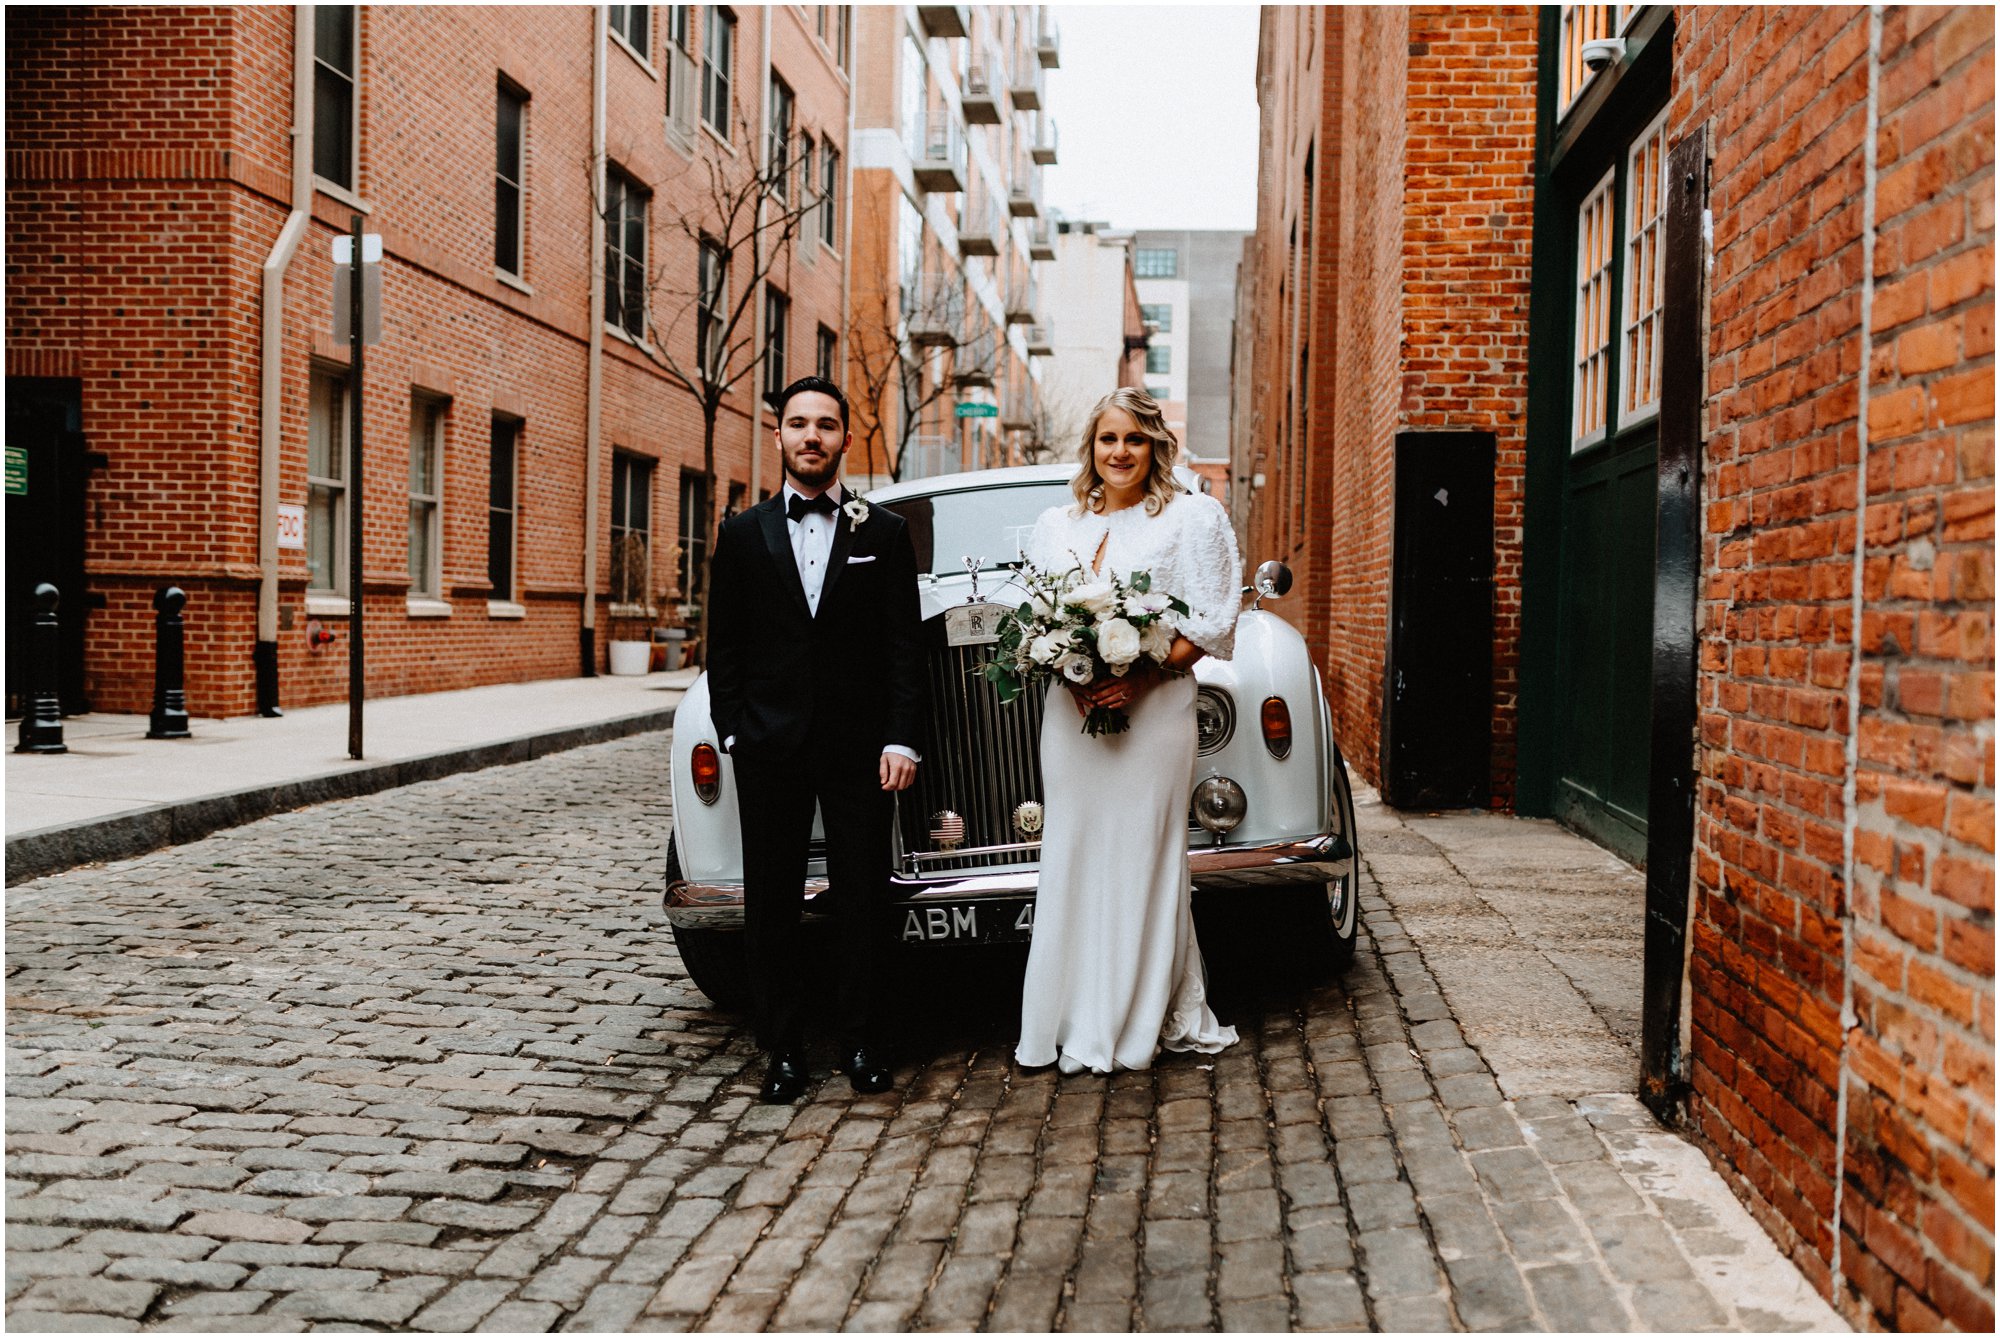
[3,670,695,883]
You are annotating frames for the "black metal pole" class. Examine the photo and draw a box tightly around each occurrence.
[16,583,67,754]
[348,214,365,760]
[147,586,192,739]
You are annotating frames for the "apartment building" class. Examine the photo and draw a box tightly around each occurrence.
[1038,216,1150,453]
[6,5,853,715]
[1237,8,1993,1329]
[845,3,1058,483]
[1128,228,1249,468]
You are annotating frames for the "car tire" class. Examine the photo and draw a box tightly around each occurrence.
[1292,738,1361,978]
[664,833,752,1011]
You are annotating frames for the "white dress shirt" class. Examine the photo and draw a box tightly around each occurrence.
[728,483,917,766]
[784,482,840,616]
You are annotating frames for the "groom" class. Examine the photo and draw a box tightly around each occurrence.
[705,376,926,1102]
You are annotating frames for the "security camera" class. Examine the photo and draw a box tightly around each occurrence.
[1580,37,1626,72]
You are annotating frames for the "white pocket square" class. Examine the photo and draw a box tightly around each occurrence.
[846,555,877,564]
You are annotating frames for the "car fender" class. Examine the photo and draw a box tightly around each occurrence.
[1188,608,1328,847]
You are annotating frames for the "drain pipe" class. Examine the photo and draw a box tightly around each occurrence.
[748,2,774,501]
[582,4,608,676]
[254,5,317,717]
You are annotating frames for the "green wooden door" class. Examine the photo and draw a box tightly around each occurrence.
[1553,430,1656,863]
[1544,101,1673,865]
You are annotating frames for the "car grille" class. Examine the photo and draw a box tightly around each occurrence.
[897,641,1047,874]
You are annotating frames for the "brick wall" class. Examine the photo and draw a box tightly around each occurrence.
[1241,5,1535,801]
[7,6,850,715]
[1677,5,1993,1328]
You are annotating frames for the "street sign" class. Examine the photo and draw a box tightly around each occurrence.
[5,445,26,496]
[331,233,383,345]
[955,402,998,418]
[275,503,306,550]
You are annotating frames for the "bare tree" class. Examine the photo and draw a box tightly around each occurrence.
[594,97,820,657]
[846,200,1000,484]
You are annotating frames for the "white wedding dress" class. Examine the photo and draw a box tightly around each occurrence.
[1014,490,1243,1073]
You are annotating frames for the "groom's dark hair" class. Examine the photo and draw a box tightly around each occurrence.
[770,376,849,432]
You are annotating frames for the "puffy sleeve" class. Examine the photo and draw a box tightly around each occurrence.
[1171,494,1244,661]
[1025,504,1074,575]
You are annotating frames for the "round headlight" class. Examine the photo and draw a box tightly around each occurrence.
[1192,775,1248,835]
[1194,687,1235,755]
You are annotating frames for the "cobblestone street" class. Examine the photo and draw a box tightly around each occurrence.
[7,733,1839,1332]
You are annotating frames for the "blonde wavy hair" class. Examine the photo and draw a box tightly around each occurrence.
[1070,387,1184,516]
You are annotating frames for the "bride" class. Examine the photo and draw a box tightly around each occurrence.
[1015,388,1241,1074]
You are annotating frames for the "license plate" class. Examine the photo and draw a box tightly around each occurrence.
[899,899,1035,944]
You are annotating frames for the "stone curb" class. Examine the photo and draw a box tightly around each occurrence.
[4,706,677,886]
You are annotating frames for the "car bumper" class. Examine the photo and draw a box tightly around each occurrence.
[663,832,1354,930]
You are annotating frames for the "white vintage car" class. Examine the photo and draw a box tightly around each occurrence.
[663,464,1360,1007]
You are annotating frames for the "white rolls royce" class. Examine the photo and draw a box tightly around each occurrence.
[663,464,1361,1007]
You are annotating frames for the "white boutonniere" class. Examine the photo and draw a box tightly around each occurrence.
[842,494,870,533]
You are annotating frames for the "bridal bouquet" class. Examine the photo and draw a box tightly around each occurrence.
[982,559,1191,736]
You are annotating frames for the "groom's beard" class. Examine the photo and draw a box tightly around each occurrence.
[784,448,841,491]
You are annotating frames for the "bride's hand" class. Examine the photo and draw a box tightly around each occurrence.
[1086,661,1155,712]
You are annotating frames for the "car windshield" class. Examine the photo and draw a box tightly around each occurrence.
[880,480,1072,577]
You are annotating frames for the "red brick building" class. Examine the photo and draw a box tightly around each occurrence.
[1239,5,1993,1329]
[6,5,854,716]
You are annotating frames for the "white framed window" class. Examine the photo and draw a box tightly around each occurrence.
[764,286,790,398]
[664,6,697,144]
[697,238,727,378]
[1135,247,1177,278]
[1557,5,1643,120]
[408,396,445,599]
[605,167,648,338]
[1146,344,1171,376]
[307,367,350,595]
[1619,107,1668,428]
[817,323,838,380]
[819,142,840,249]
[611,453,655,609]
[702,6,735,139]
[768,74,795,199]
[313,6,359,191]
[609,5,651,63]
[495,81,527,276]
[1140,302,1172,333]
[1571,167,1616,452]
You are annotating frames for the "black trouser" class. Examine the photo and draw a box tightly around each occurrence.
[731,732,893,1055]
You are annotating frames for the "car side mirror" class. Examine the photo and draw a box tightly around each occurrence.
[1247,560,1292,610]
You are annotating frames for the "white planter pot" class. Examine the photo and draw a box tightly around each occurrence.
[607,640,652,675]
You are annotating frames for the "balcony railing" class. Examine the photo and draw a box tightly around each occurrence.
[957,193,1002,258]
[906,275,965,347]
[665,45,698,147]
[901,433,965,481]
[962,63,1001,125]
[1025,321,1054,357]
[1008,170,1041,219]
[1004,269,1038,324]
[1028,216,1056,261]
[954,326,997,386]
[1030,114,1058,166]
[909,109,966,194]
[917,5,969,41]
[1010,58,1043,112]
[1036,8,1060,68]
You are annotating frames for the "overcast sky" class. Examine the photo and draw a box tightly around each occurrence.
[1041,4,1262,233]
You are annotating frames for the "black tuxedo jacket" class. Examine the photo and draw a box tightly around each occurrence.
[706,492,927,760]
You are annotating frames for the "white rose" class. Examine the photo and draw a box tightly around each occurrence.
[1027,592,1055,619]
[1097,617,1142,667]
[1028,632,1063,666]
[1058,652,1094,684]
[1064,581,1117,617]
[1140,620,1174,659]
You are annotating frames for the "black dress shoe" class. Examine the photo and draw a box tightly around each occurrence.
[760,1052,808,1103]
[838,1047,893,1094]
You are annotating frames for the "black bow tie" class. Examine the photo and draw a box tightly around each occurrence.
[787,492,838,522]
